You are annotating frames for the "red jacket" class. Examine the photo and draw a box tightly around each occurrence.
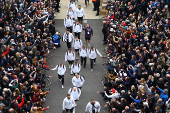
[1,48,10,56]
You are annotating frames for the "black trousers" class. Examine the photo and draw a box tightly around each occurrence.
[90,58,96,69]
[66,42,71,48]
[85,0,89,5]
[92,1,96,10]
[74,32,80,39]
[81,57,87,67]
[67,26,73,33]
[68,60,74,65]
[58,74,64,85]
[103,33,107,41]
[77,87,82,89]
[96,2,100,14]
[96,5,99,14]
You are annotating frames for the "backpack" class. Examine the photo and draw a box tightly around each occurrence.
[68,10,74,14]
[90,49,97,54]
[74,23,81,28]
[69,2,76,7]
[58,64,65,69]
[70,87,80,93]
[80,75,85,81]
[74,39,80,43]
[67,51,74,56]
[65,17,72,22]
[73,63,80,68]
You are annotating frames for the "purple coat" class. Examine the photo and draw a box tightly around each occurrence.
[83,27,93,38]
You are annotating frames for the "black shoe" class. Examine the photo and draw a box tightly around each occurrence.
[59,6,61,8]
[96,14,99,16]
[84,66,86,68]
[93,9,96,11]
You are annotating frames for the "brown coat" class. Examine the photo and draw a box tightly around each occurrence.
[32,84,49,96]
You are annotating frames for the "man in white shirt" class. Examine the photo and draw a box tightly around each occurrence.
[79,45,88,68]
[85,99,101,113]
[104,90,120,101]
[63,29,74,49]
[64,14,73,33]
[68,0,77,11]
[72,73,85,89]
[50,62,66,88]
[68,87,81,106]
[71,61,81,75]
[65,48,75,68]
[76,5,85,24]
[89,46,103,72]
[63,94,75,113]
[72,36,83,60]
[73,21,82,39]
[67,7,76,20]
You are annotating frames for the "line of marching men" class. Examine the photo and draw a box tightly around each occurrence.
[50,0,102,112]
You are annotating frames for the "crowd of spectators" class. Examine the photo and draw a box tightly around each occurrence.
[99,0,170,113]
[0,0,61,112]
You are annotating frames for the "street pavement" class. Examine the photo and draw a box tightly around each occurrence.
[43,19,108,113]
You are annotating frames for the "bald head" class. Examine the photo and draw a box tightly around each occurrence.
[73,87,77,91]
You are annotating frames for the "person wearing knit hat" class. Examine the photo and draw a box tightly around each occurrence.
[37,85,41,89]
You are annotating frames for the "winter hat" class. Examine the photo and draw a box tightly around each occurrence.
[35,93,39,97]
[37,85,41,89]
[111,88,116,93]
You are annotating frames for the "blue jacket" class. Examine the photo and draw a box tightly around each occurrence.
[158,88,168,103]
[130,97,141,104]
[52,35,60,45]
[129,59,136,66]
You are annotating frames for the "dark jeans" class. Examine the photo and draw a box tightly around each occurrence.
[58,74,64,85]
[66,42,71,48]
[81,57,87,67]
[90,58,96,69]
[96,5,99,14]
[96,2,100,14]
[74,32,80,39]
[67,26,72,33]
[103,33,107,41]
[85,0,89,5]
[92,1,96,10]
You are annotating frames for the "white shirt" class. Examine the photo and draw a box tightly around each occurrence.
[104,92,120,101]
[64,17,73,27]
[72,75,85,87]
[67,10,76,19]
[71,63,81,73]
[76,8,85,17]
[89,49,102,59]
[68,87,81,100]
[72,39,82,49]
[65,51,75,61]
[63,97,75,110]
[51,64,66,75]
[68,2,77,11]
[63,33,74,42]
[79,48,88,58]
[73,23,82,33]
[85,101,101,113]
